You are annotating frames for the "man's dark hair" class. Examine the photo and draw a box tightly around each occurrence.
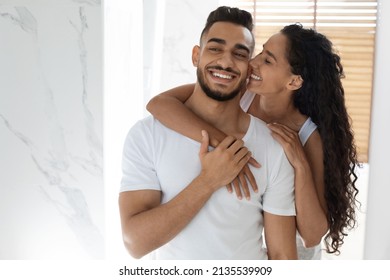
[200,6,254,41]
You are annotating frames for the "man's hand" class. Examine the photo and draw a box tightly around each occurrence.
[198,130,252,191]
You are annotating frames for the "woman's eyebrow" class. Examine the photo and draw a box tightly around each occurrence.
[263,45,277,61]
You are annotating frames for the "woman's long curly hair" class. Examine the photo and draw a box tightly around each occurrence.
[281,23,360,254]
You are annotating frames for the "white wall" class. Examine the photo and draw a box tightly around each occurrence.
[0,1,103,259]
[104,0,144,260]
[364,0,390,260]
[154,0,221,94]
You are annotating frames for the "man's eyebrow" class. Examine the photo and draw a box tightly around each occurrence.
[207,38,250,54]
[235,44,250,54]
[263,45,277,61]
[207,38,226,45]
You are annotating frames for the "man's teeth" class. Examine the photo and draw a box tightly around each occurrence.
[212,72,233,80]
[251,74,262,81]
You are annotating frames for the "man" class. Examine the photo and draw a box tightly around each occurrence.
[119,6,297,259]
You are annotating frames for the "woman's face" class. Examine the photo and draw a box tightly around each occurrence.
[247,33,296,98]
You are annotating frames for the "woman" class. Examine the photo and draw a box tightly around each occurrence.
[146,24,359,259]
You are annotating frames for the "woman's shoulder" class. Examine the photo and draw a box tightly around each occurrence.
[303,129,323,161]
[299,117,318,145]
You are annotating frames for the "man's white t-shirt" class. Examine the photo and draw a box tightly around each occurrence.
[121,115,295,259]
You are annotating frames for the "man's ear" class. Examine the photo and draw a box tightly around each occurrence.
[192,45,200,66]
[287,75,303,90]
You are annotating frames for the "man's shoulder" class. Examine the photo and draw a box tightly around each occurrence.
[249,114,268,129]
[125,116,156,141]
[246,115,285,156]
[129,115,162,132]
[127,115,179,140]
[248,115,273,140]
[132,115,154,127]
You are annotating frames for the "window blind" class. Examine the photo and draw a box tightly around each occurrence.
[234,0,377,162]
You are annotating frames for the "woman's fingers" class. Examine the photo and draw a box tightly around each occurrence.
[243,164,258,194]
[226,164,259,200]
[267,123,295,142]
[267,122,306,168]
[232,177,243,200]
[248,156,261,168]
[238,171,250,200]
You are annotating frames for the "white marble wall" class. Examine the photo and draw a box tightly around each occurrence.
[0,1,103,259]
[150,0,221,96]
[104,0,144,259]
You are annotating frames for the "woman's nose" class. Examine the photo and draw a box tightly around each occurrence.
[249,55,261,69]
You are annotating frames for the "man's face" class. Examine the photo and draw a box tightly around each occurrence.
[193,22,253,101]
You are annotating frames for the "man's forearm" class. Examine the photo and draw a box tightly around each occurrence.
[121,176,215,259]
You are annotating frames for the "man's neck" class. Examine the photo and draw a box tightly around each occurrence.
[185,84,249,139]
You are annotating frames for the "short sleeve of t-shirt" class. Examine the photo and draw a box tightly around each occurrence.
[120,118,161,193]
[262,148,296,216]
[241,117,296,217]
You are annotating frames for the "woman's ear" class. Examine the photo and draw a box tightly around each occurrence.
[192,45,200,66]
[287,75,303,90]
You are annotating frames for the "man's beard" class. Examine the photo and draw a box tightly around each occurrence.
[197,68,243,102]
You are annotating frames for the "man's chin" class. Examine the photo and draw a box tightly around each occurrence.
[204,89,240,102]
